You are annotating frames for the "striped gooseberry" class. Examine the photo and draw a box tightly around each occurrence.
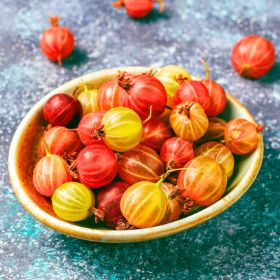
[231,35,275,78]
[224,118,263,155]
[120,181,167,228]
[200,59,227,117]
[119,72,167,120]
[77,112,104,146]
[40,16,74,65]
[97,80,125,112]
[100,107,143,152]
[155,65,191,112]
[118,144,165,185]
[74,84,98,116]
[33,149,72,197]
[113,0,165,19]
[142,118,172,150]
[173,80,211,112]
[43,93,82,127]
[39,126,82,157]
[160,182,184,225]
[195,142,234,178]
[197,117,227,144]
[52,182,95,222]
[169,101,209,141]
[160,137,194,169]
[178,155,227,206]
[75,143,118,188]
[95,181,129,228]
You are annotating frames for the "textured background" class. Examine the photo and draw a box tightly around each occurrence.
[0,0,279,279]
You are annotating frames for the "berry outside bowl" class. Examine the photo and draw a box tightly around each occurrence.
[8,67,263,243]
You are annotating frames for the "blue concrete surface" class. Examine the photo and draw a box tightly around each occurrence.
[0,0,279,279]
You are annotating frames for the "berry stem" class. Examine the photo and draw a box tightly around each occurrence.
[142,105,153,125]
[201,58,210,80]
[91,207,105,223]
[241,64,252,77]
[112,0,124,8]
[157,0,165,13]
[49,16,60,27]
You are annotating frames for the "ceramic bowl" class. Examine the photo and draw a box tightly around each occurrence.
[8,67,263,243]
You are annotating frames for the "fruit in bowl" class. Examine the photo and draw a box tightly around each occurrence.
[8,66,263,243]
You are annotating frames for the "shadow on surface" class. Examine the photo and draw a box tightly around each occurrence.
[62,47,89,68]
[258,62,280,84]
[134,9,170,24]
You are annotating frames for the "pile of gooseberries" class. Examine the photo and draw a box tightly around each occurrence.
[33,64,263,229]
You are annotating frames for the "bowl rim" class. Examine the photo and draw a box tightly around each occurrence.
[8,66,263,243]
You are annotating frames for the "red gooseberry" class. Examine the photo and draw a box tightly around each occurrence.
[197,117,227,144]
[142,118,172,150]
[33,151,72,197]
[95,181,129,228]
[113,0,165,19]
[160,137,194,169]
[178,155,227,206]
[118,72,167,120]
[77,112,104,146]
[75,143,118,188]
[169,101,209,141]
[231,35,276,78]
[173,80,211,112]
[195,142,235,178]
[120,181,167,228]
[39,126,82,157]
[200,59,227,117]
[160,182,184,225]
[40,16,74,65]
[224,118,263,155]
[97,81,125,112]
[43,93,82,127]
[118,144,165,185]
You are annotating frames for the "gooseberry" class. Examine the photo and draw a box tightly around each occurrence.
[120,181,167,228]
[40,16,74,65]
[77,112,104,146]
[74,84,98,116]
[195,142,234,178]
[96,181,129,228]
[39,126,82,158]
[142,118,172,150]
[113,0,165,19]
[160,137,194,169]
[119,72,167,120]
[198,117,227,143]
[33,151,72,197]
[160,182,184,225]
[52,182,94,222]
[118,144,165,185]
[43,93,82,127]
[169,101,209,141]
[178,155,227,206]
[173,80,211,112]
[224,118,263,155]
[97,80,125,112]
[200,59,227,116]
[100,107,143,152]
[231,35,275,78]
[155,65,191,112]
[75,143,118,188]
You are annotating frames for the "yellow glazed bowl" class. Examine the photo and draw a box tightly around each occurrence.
[8,67,263,243]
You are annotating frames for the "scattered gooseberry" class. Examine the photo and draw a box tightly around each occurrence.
[52,182,94,222]
[178,155,227,206]
[195,142,235,178]
[118,144,165,185]
[43,93,82,127]
[142,118,172,150]
[75,143,118,188]
[169,101,209,141]
[40,16,74,65]
[160,137,194,169]
[231,35,275,78]
[224,118,263,155]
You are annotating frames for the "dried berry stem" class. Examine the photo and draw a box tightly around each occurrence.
[112,0,124,8]
[201,58,210,80]
[49,16,60,27]
[157,0,165,13]
[116,218,135,230]
[117,72,132,91]
[182,198,196,214]
[91,207,105,223]
[241,64,252,77]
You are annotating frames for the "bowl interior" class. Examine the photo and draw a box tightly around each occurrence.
[9,67,263,242]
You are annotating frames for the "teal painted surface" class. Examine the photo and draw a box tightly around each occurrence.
[0,0,279,279]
